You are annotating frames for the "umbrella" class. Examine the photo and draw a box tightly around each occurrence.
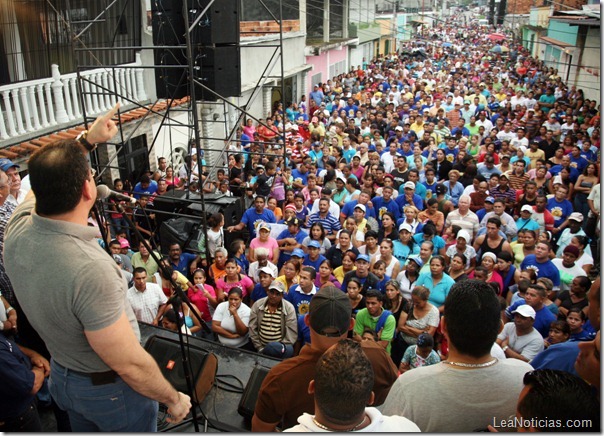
[442,42,453,47]
[490,45,509,53]
[486,33,506,42]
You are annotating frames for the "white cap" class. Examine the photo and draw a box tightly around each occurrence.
[569,212,584,222]
[456,229,471,243]
[399,222,413,233]
[354,204,366,213]
[395,126,403,131]
[482,252,497,263]
[513,304,536,319]
[404,181,415,190]
[520,205,534,214]
[258,266,276,278]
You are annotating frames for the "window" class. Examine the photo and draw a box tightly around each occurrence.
[311,72,322,87]
[0,0,141,85]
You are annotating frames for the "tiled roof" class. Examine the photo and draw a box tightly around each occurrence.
[0,97,190,162]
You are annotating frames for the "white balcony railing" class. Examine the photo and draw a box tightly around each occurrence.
[0,52,148,142]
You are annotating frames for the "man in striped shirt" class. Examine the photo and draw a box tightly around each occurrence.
[249,281,298,359]
[307,198,342,243]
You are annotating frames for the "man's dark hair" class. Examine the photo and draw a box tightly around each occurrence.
[444,280,501,358]
[365,289,383,302]
[140,174,151,185]
[518,370,600,432]
[301,266,317,280]
[487,216,502,228]
[133,267,147,276]
[29,140,91,215]
[109,239,121,247]
[314,339,374,425]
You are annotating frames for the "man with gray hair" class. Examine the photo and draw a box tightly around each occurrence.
[248,247,279,283]
[444,194,479,240]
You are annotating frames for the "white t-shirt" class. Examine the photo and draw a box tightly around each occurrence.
[212,301,251,348]
[497,322,544,361]
[284,407,420,432]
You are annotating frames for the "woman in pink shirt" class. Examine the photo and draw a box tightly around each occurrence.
[249,223,280,263]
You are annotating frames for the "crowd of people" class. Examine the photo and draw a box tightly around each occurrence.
[0,18,600,433]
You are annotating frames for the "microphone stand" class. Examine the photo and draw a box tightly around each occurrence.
[114,202,211,432]
[91,202,112,257]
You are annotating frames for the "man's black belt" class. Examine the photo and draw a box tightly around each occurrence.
[71,368,118,386]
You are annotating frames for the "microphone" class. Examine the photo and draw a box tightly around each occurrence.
[96,185,137,204]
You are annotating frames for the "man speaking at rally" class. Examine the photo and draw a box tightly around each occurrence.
[4,105,191,431]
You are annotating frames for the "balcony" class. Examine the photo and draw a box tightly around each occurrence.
[0,53,148,148]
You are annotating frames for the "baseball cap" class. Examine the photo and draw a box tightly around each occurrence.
[416,333,434,348]
[499,173,509,180]
[268,280,285,293]
[399,222,413,233]
[0,159,19,172]
[118,239,130,249]
[259,266,276,278]
[112,254,123,265]
[308,286,351,336]
[568,212,584,222]
[404,181,415,190]
[258,222,271,232]
[456,229,471,243]
[336,174,346,183]
[309,240,321,249]
[354,204,366,213]
[513,304,536,320]
[395,126,403,131]
[520,205,534,214]
[407,255,423,267]
[356,254,370,263]
[292,248,305,258]
[485,196,495,204]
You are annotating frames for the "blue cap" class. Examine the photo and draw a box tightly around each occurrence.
[308,240,321,249]
[292,248,305,258]
[356,254,370,263]
[407,255,423,267]
[0,159,19,172]
[485,196,495,204]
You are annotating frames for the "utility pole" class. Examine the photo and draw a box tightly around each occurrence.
[393,1,398,54]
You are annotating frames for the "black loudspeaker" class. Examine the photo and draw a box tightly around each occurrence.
[160,217,203,255]
[238,366,270,420]
[153,49,188,99]
[152,10,185,45]
[189,0,240,46]
[187,193,243,227]
[145,335,217,404]
[193,46,241,100]
[151,0,183,12]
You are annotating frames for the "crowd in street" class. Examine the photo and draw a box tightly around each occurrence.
[0,17,600,433]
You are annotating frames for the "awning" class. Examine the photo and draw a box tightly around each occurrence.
[539,36,572,48]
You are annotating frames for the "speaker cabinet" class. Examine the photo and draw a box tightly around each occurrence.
[144,335,217,404]
[238,366,270,420]
[189,0,240,45]
[193,46,241,100]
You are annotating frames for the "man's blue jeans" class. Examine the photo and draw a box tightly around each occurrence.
[49,360,158,432]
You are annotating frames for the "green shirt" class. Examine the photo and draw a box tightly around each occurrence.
[354,308,396,353]
[131,251,160,281]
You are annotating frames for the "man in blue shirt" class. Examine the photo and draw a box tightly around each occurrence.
[276,218,308,268]
[504,283,557,338]
[520,242,561,290]
[546,185,573,232]
[132,174,158,199]
[548,154,580,184]
[395,181,424,213]
[285,267,317,316]
[227,196,276,239]
[371,186,400,225]
[291,160,311,191]
[309,85,324,106]
[339,191,377,221]
[168,242,201,278]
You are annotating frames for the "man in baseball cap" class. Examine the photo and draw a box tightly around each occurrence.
[554,212,588,258]
[252,286,398,431]
[497,304,543,362]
